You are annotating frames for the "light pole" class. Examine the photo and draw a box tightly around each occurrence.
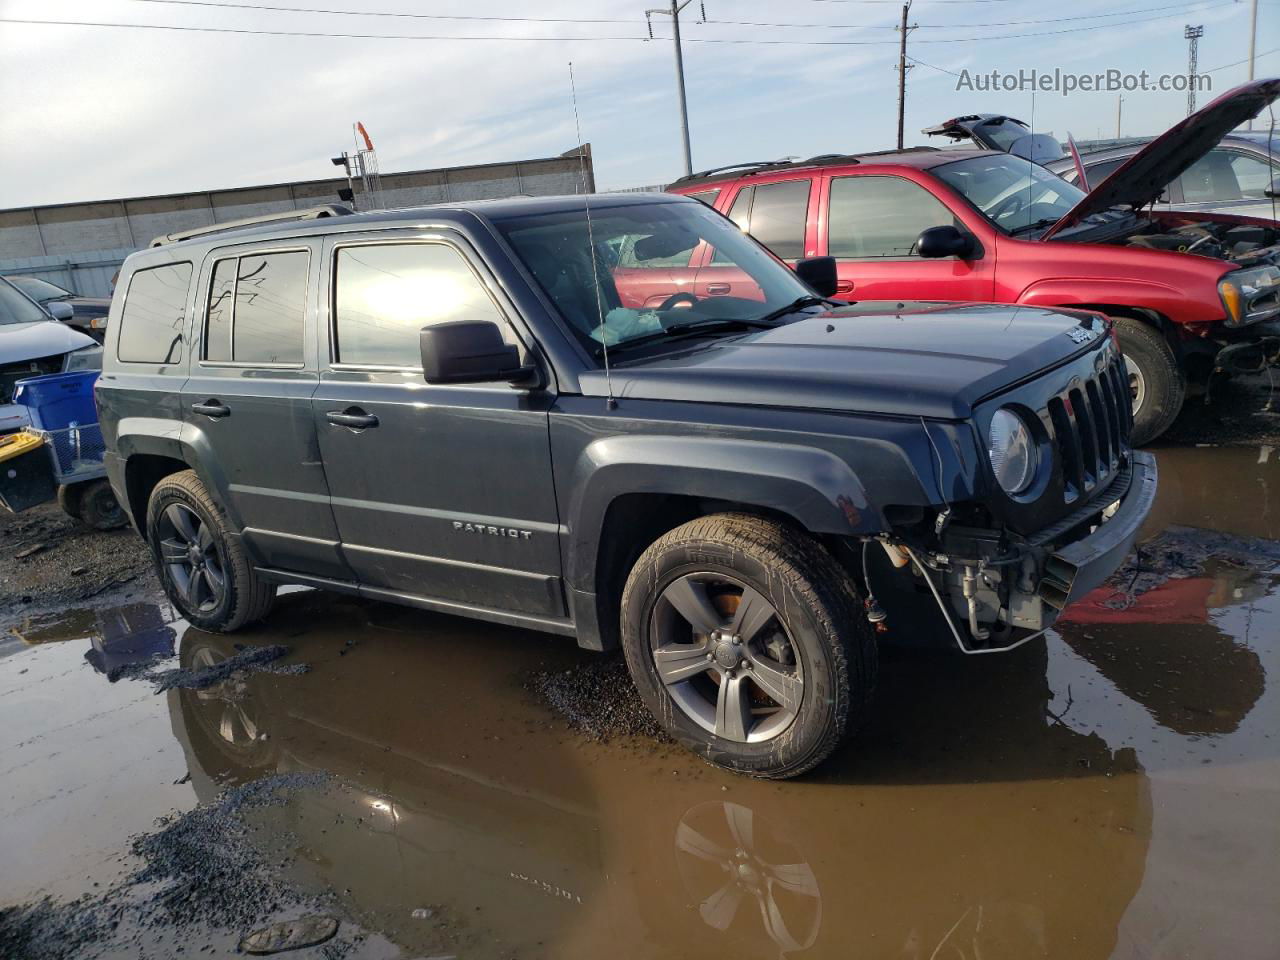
[646,1,695,176]
[1247,0,1259,129]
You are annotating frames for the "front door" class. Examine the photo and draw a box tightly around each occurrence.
[182,241,348,579]
[820,173,996,303]
[312,232,565,619]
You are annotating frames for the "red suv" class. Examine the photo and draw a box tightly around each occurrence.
[668,79,1280,444]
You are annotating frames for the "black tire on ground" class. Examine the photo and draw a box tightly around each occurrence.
[620,513,877,780]
[57,483,83,520]
[78,479,127,530]
[146,469,276,632]
[1113,316,1185,446]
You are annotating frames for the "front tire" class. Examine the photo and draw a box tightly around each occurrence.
[620,514,876,779]
[146,470,275,632]
[1113,316,1184,445]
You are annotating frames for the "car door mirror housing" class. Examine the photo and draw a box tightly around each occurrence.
[420,321,536,386]
[46,301,74,321]
[917,225,976,260]
[793,256,838,298]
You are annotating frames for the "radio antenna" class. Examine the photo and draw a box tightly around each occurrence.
[568,61,616,409]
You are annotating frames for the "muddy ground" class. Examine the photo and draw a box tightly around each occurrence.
[2,425,1279,958]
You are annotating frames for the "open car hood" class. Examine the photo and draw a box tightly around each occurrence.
[923,114,1063,163]
[1041,78,1280,240]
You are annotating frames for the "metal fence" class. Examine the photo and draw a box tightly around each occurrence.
[0,248,133,298]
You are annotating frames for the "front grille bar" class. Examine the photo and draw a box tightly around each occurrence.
[1047,355,1129,505]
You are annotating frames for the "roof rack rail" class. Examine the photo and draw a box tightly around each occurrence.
[149,204,354,247]
[670,160,789,184]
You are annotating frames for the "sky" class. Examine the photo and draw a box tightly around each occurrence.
[0,0,1276,209]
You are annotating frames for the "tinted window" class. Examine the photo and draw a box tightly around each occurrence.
[203,251,308,365]
[710,186,758,265]
[0,278,50,326]
[747,180,809,260]
[829,176,958,258]
[1082,158,1128,186]
[333,243,505,368]
[687,188,720,206]
[1180,149,1275,202]
[204,258,235,362]
[117,263,192,363]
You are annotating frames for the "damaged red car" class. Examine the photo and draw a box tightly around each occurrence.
[668,79,1280,444]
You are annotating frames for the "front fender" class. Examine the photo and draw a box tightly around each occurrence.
[1016,278,1218,327]
[564,434,879,592]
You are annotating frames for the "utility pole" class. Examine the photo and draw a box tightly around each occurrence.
[1116,95,1123,138]
[895,2,915,150]
[1247,0,1258,129]
[1184,24,1204,116]
[646,1,696,177]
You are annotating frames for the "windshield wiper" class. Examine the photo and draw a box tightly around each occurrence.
[751,295,831,325]
[1008,217,1059,236]
[594,317,777,357]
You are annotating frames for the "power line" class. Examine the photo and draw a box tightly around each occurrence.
[0,3,1242,46]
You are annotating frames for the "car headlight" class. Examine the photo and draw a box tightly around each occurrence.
[1218,265,1280,326]
[64,344,103,371]
[988,408,1038,495]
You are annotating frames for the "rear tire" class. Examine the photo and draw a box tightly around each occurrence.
[146,470,275,632]
[57,483,83,520]
[1113,316,1184,446]
[620,513,876,779]
[79,479,127,530]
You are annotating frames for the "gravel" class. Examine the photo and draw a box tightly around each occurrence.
[1101,524,1280,605]
[116,643,301,692]
[0,773,332,960]
[527,654,669,742]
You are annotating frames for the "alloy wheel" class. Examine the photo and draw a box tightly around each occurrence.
[158,503,226,613]
[649,573,803,743]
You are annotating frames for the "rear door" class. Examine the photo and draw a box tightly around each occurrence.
[693,178,816,303]
[311,231,565,619]
[819,173,996,302]
[182,240,348,579]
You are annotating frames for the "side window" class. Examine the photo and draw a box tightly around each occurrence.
[203,250,308,365]
[747,179,810,261]
[1179,150,1248,203]
[686,188,720,207]
[1227,152,1275,199]
[828,176,958,259]
[1082,158,1128,187]
[333,242,507,369]
[117,262,192,364]
[710,187,755,264]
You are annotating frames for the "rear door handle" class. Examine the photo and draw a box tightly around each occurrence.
[326,409,379,430]
[191,401,230,418]
[836,280,855,294]
[706,282,731,296]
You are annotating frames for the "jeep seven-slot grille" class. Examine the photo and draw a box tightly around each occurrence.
[1046,357,1132,503]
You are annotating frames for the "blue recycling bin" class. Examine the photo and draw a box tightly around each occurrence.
[12,371,100,431]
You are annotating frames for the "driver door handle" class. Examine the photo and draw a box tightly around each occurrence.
[706,282,731,296]
[326,409,379,430]
[191,400,230,418]
[836,280,855,294]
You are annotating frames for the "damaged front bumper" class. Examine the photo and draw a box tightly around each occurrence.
[907,451,1157,653]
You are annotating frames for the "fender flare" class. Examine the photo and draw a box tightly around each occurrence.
[563,434,883,593]
[115,418,241,531]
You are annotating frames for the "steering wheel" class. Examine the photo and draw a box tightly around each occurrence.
[657,292,699,312]
[989,192,1025,224]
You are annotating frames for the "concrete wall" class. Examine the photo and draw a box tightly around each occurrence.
[0,149,592,296]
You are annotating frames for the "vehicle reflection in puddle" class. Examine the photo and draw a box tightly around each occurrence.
[3,444,1275,959]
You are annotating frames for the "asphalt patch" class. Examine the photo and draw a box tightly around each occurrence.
[527,654,669,743]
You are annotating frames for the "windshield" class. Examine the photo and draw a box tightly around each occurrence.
[934,154,1087,233]
[496,199,812,354]
[974,118,1029,152]
[0,278,51,326]
[9,276,70,303]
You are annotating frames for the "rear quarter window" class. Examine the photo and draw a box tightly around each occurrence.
[117,262,193,364]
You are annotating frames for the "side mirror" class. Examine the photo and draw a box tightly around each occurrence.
[916,225,975,260]
[1265,178,1280,199]
[793,256,838,298]
[420,321,536,386]
[46,301,74,322]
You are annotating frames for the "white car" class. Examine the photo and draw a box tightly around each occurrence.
[0,276,102,432]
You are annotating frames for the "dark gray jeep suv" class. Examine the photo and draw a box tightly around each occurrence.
[97,194,1155,778]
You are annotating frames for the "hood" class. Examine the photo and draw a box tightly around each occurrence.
[1042,77,1280,239]
[66,296,112,316]
[580,303,1107,419]
[0,320,95,365]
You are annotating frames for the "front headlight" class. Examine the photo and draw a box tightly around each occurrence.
[988,407,1038,495]
[64,344,102,372]
[1218,265,1280,326]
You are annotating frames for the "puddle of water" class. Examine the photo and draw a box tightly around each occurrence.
[1,445,1277,959]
